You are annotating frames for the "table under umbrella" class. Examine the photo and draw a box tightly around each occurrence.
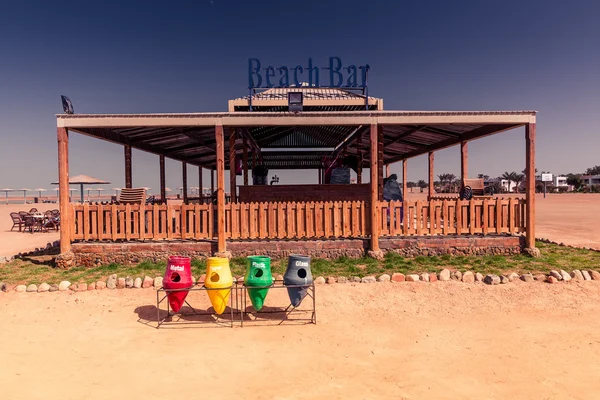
[34,188,47,199]
[0,188,14,204]
[51,175,111,203]
[17,188,31,204]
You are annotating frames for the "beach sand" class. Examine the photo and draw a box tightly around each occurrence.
[2,281,600,399]
[0,204,59,258]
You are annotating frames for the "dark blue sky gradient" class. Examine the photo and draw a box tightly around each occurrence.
[0,0,599,194]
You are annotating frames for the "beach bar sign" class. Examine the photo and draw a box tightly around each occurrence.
[248,57,370,89]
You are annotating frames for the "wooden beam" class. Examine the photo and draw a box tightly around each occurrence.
[229,128,237,203]
[243,136,249,186]
[332,125,367,158]
[526,123,536,249]
[386,124,521,164]
[124,145,132,188]
[59,111,535,130]
[428,152,434,200]
[370,123,380,251]
[198,166,203,200]
[159,155,166,202]
[402,160,407,199]
[421,126,463,138]
[378,125,384,201]
[182,162,188,203]
[384,125,427,147]
[461,141,468,186]
[240,128,262,159]
[357,132,363,184]
[215,125,226,253]
[57,127,71,254]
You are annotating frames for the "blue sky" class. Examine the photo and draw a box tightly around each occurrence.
[0,0,599,195]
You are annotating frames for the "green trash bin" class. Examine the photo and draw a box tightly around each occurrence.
[244,256,273,311]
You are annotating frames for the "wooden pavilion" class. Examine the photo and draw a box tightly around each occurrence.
[55,87,537,266]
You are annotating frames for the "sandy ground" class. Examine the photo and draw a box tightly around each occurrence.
[0,193,598,258]
[406,192,600,249]
[2,282,600,399]
[0,204,59,258]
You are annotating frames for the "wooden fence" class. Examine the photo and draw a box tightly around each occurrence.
[71,203,212,241]
[379,198,526,237]
[70,198,525,242]
[225,201,368,239]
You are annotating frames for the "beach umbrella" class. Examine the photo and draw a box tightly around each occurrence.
[84,187,94,201]
[96,188,105,198]
[18,188,31,203]
[0,188,14,204]
[51,174,110,203]
[34,188,47,199]
[112,187,122,196]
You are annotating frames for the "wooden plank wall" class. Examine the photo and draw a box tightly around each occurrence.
[71,204,213,241]
[224,201,368,240]
[379,198,526,237]
[71,198,526,242]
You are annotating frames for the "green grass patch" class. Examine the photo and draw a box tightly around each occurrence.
[1,241,599,285]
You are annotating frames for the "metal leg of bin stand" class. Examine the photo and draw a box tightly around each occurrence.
[280,283,316,325]
[155,286,236,328]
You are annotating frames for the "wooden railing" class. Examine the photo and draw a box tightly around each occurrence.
[379,198,526,237]
[71,203,213,241]
[225,201,368,240]
[70,198,525,242]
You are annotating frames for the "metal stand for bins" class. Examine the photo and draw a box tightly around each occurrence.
[156,284,236,329]
[238,280,317,327]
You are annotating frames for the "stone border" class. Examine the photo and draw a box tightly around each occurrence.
[537,237,600,253]
[2,268,599,294]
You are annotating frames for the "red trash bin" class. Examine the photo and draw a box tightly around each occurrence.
[163,256,193,312]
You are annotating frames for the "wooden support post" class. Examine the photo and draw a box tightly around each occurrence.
[378,125,384,201]
[159,155,166,202]
[124,145,132,188]
[357,133,363,184]
[370,123,380,252]
[57,127,71,254]
[243,136,249,186]
[182,162,188,203]
[229,128,237,203]
[385,164,390,178]
[402,160,407,198]
[198,166,203,201]
[461,141,468,186]
[525,123,536,249]
[428,151,434,200]
[252,152,258,184]
[215,125,226,253]
[211,168,215,195]
[318,168,322,184]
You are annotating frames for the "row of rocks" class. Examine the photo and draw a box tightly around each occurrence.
[313,268,600,286]
[3,268,600,293]
[537,237,600,253]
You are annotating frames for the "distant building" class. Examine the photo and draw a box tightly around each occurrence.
[483,178,518,193]
[553,175,568,189]
[582,175,600,187]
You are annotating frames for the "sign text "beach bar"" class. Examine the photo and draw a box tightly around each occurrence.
[248,57,370,89]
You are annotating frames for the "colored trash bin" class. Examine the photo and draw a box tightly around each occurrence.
[244,256,273,311]
[163,256,193,313]
[283,255,313,307]
[204,257,233,315]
